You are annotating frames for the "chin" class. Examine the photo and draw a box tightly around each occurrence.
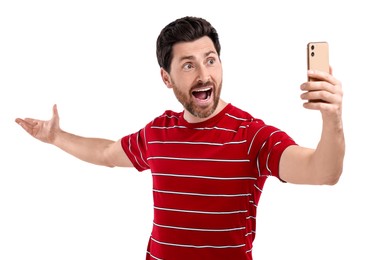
[194,109,215,119]
[190,103,218,119]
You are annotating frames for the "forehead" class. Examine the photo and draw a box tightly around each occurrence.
[171,36,217,61]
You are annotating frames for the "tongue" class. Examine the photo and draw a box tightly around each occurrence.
[193,91,207,100]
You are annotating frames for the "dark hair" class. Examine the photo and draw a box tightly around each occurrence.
[156,16,221,73]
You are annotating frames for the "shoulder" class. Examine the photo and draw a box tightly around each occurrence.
[226,104,265,126]
[228,104,293,141]
[148,110,182,128]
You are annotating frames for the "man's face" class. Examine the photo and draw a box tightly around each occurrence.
[161,36,223,121]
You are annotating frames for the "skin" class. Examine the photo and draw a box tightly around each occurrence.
[15,36,345,185]
[280,68,345,184]
[161,36,225,123]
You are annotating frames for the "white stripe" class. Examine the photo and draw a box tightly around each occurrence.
[266,141,281,175]
[128,135,145,169]
[153,189,251,197]
[136,132,150,168]
[149,140,223,146]
[193,126,237,133]
[143,126,148,150]
[154,206,247,215]
[152,124,240,133]
[225,140,247,145]
[256,136,267,176]
[152,173,256,181]
[153,222,246,232]
[225,113,247,121]
[254,184,263,193]
[239,125,249,129]
[148,140,247,146]
[146,251,163,260]
[160,114,180,120]
[147,156,250,163]
[151,125,187,130]
[247,125,268,155]
[151,237,246,249]
[256,130,282,176]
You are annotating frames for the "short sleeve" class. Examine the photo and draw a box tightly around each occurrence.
[121,125,151,172]
[247,123,297,181]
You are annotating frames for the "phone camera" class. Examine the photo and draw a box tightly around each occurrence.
[311,52,315,57]
[311,45,315,50]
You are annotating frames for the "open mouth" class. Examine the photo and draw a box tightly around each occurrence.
[192,87,213,101]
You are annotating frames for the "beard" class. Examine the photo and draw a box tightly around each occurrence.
[172,80,222,119]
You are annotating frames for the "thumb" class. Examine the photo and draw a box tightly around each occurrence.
[52,104,59,119]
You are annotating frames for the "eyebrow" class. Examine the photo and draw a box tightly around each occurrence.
[179,50,217,62]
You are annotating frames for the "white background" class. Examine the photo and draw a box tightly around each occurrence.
[1,0,367,259]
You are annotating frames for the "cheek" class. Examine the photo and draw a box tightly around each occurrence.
[215,67,223,81]
[210,66,222,83]
[172,74,194,88]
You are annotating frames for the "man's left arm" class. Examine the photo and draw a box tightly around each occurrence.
[279,68,345,185]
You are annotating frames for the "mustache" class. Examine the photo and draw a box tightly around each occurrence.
[191,81,214,89]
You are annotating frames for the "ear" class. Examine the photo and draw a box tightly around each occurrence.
[160,68,173,89]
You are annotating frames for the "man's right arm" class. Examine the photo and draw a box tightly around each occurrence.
[15,104,133,168]
[53,131,133,167]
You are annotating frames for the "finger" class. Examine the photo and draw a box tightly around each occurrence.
[301,81,335,94]
[307,70,338,85]
[15,118,36,134]
[301,90,333,103]
[15,118,23,125]
[23,118,39,126]
[303,101,331,111]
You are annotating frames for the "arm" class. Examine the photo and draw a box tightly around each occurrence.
[279,68,345,185]
[15,104,133,168]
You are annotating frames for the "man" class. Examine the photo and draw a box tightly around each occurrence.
[15,16,345,260]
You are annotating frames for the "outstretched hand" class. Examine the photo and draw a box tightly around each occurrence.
[15,104,61,144]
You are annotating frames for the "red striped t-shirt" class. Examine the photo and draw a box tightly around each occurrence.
[121,103,297,260]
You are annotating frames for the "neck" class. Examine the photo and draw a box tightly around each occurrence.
[183,99,227,124]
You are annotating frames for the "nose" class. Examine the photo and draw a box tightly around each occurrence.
[197,64,210,84]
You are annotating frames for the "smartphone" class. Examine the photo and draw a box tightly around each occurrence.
[307,41,329,81]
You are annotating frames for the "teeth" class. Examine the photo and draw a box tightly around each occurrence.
[193,87,211,92]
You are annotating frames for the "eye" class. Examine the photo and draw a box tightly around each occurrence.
[183,63,194,70]
[207,58,216,65]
